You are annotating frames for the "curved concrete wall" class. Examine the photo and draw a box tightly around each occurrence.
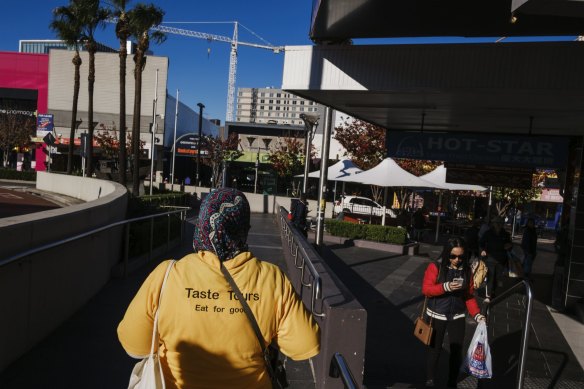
[0,172,128,372]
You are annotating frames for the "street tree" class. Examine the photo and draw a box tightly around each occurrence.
[94,126,144,179]
[490,170,554,217]
[203,133,243,188]
[0,110,34,168]
[110,0,132,186]
[78,0,110,177]
[269,134,314,196]
[333,117,386,170]
[50,1,83,175]
[128,3,165,195]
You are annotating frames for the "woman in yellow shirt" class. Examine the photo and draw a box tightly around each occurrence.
[118,188,320,388]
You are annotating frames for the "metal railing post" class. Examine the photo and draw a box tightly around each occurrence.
[485,280,533,389]
[123,223,131,277]
[149,217,154,262]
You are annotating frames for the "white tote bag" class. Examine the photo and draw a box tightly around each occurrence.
[128,260,175,389]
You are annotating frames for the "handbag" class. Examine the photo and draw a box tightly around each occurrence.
[413,297,433,345]
[414,263,442,345]
[220,264,289,389]
[128,260,175,389]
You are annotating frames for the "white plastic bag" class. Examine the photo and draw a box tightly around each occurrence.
[465,321,492,379]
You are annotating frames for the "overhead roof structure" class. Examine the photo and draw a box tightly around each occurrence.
[282,41,584,137]
[309,0,584,42]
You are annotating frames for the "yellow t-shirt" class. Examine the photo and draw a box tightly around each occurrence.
[118,251,320,389]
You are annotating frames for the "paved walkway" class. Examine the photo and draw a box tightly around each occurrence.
[2,211,582,388]
[321,234,584,388]
[0,213,315,389]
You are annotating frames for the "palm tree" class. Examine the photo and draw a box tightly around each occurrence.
[128,3,165,195]
[111,0,131,186]
[77,0,110,177]
[50,2,83,175]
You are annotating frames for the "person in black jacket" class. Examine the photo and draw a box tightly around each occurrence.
[521,217,538,278]
[479,216,512,303]
[464,219,481,260]
[292,194,309,237]
[422,238,485,388]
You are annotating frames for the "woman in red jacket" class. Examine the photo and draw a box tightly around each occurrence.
[422,237,485,388]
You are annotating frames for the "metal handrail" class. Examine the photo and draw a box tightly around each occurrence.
[1,208,188,268]
[485,279,533,389]
[329,352,358,389]
[279,209,325,317]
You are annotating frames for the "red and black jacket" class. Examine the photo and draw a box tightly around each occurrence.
[422,261,483,321]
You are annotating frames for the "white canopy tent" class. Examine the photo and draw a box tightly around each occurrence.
[420,164,486,242]
[296,159,363,180]
[419,165,486,191]
[335,157,442,188]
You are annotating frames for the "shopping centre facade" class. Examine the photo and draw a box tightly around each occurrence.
[0,47,218,176]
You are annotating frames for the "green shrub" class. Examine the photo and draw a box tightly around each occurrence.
[128,193,191,217]
[325,219,407,245]
[129,214,183,257]
[0,168,37,181]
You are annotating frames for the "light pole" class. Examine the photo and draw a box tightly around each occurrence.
[196,102,205,187]
[171,89,179,191]
[315,107,332,246]
[149,69,159,195]
[300,114,319,195]
[253,138,272,194]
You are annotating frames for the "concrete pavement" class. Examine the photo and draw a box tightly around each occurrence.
[2,208,582,388]
[319,233,584,388]
[0,213,317,389]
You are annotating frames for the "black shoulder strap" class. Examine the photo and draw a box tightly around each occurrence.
[220,263,278,380]
[220,263,265,351]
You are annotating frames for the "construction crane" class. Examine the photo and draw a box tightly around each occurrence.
[108,19,284,123]
[157,22,283,123]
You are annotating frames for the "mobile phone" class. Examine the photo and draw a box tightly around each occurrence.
[453,277,464,284]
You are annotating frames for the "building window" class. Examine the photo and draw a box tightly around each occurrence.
[292,101,296,105]
[276,100,280,104]
[260,106,264,110]
[269,93,274,97]
[300,101,305,105]
[269,106,273,110]
[238,91,242,96]
[269,100,273,103]
[276,93,281,97]
[268,113,271,117]
[260,92,265,97]
[300,107,305,112]
[276,107,280,110]
[260,99,265,103]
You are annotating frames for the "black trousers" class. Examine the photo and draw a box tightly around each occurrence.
[485,259,506,298]
[426,317,466,386]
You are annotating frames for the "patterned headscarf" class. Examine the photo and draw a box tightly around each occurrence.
[193,188,251,262]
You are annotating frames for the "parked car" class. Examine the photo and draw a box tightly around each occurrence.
[333,195,397,218]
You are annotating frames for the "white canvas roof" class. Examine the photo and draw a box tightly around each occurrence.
[419,165,486,191]
[336,157,441,188]
[296,159,363,180]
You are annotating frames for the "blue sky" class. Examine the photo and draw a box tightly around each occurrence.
[0,1,577,122]
[0,0,314,122]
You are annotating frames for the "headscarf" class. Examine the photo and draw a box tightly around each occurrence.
[193,188,251,262]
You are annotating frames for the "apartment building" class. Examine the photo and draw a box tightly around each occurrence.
[235,87,325,127]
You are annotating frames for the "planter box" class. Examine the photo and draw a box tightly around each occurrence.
[322,233,419,255]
